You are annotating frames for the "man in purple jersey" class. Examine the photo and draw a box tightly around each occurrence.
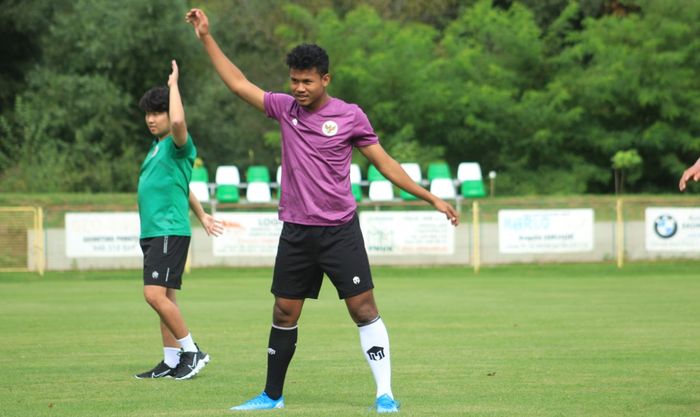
[187,8,459,413]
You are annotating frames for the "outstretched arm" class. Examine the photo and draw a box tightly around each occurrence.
[168,60,188,147]
[358,144,459,226]
[679,157,700,191]
[188,191,224,236]
[186,8,265,112]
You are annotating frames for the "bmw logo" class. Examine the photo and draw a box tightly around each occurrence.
[654,215,677,239]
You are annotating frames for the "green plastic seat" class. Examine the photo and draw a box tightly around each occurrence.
[367,165,387,182]
[216,184,240,202]
[427,162,451,180]
[191,167,209,182]
[352,183,362,201]
[246,165,270,183]
[461,181,486,198]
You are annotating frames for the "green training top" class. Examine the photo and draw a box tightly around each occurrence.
[137,134,196,238]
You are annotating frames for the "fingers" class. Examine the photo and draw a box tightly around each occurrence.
[185,8,200,22]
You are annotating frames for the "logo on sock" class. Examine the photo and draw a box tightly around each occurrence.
[151,270,159,279]
[366,346,385,361]
[268,348,276,356]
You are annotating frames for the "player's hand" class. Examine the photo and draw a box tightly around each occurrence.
[200,214,225,237]
[433,199,459,226]
[185,8,210,39]
[679,161,700,191]
[167,60,179,87]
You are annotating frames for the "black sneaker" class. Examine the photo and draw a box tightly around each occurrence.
[173,346,210,380]
[134,360,176,379]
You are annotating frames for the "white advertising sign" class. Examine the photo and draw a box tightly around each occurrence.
[499,209,594,253]
[213,213,283,257]
[360,211,455,255]
[645,207,700,251]
[65,212,141,257]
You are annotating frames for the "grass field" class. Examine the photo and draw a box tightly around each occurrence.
[1,263,699,417]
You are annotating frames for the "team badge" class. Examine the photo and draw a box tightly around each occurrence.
[150,144,160,158]
[322,120,338,136]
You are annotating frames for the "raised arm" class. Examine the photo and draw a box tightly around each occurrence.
[188,191,224,236]
[168,60,188,147]
[358,144,459,226]
[186,8,265,112]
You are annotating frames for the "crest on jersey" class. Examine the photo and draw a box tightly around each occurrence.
[322,120,338,136]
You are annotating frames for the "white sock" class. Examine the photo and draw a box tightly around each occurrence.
[358,317,393,399]
[177,333,197,353]
[163,347,180,368]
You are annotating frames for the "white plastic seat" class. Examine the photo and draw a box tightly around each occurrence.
[215,165,241,185]
[368,181,394,201]
[429,178,456,199]
[350,163,362,184]
[400,162,422,182]
[189,181,210,202]
[246,182,272,203]
[457,162,483,182]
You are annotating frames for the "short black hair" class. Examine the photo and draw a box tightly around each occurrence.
[139,86,169,112]
[285,44,329,76]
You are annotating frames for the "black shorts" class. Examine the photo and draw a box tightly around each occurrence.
[140,236,190,290]
[272,213,373,299]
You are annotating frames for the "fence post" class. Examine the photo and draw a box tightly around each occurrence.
[472,201,480,274]
[35,207,45,276]
[616,198,624,268]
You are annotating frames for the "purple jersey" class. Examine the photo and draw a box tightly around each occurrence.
[264,92,379,226]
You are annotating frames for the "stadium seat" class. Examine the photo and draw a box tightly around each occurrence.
[457,162,486,198]
[189,181,210,202]
[246,165,271,183]
[399,162,422,201]
[246,182,272,203]
[427,162,451,180]
[368,165,394,201]
[276,166,282,199]
[350,163,362,202]
[215,165,240,203]
[429,178,456,199]
[191,166,209,183]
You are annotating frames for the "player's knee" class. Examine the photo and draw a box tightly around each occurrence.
[143,289,167,309]
[272,302,300,326]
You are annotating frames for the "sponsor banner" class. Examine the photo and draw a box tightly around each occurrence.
[360,211,455,255]
[65,212,141,257]
[645,207,700,251]
[213,213,283,256]
[499,209,594,253]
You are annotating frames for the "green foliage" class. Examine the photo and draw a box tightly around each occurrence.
[2,0,700,194]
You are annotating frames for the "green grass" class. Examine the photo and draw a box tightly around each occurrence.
[1,263,699,417]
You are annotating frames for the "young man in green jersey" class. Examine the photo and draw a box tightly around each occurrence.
[135,60,223,380]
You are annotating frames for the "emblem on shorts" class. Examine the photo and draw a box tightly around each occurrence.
[268,348,276,356]
[151,271,159,279]
[322,120,338,136]
[353,276,361,285]
[366,346,385,361]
